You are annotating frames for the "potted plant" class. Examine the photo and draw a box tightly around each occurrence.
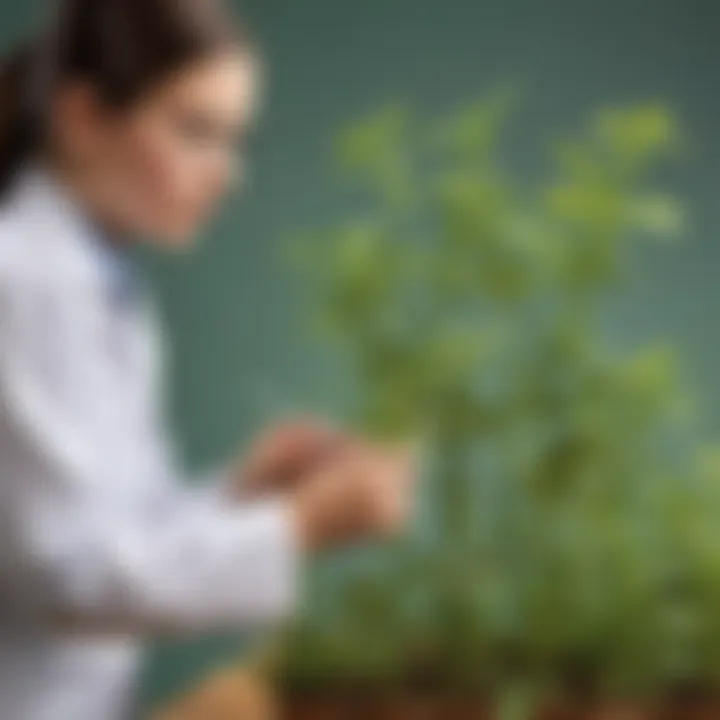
[267,98,720,719]
[156,98,720,719]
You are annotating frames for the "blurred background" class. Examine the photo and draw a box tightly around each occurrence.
[4,0,720,716]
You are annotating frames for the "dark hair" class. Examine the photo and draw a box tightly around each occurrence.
[0,0,249,197]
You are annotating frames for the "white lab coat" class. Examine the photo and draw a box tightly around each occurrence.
[0,166,298,720]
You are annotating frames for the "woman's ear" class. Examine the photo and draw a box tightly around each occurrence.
[49,80,110,166]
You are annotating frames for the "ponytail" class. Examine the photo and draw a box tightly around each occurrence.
[0,43,46,199]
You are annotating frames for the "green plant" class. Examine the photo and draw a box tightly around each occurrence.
[278,98,720,714]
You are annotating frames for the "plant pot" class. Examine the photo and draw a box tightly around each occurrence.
[158,669,720,720]
[539,701,654,720]
[658,695,720,720]
[282,690,493,720]
[357,693,489,720]
[281,691,355,720]
[282,692,662,720]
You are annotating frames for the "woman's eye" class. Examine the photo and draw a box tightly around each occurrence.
[173,114,240,154]
[176,115,217,143]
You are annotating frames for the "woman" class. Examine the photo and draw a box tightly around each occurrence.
[0,1,415,718]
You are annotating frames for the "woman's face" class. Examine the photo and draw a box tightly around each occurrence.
[59,50,260,246]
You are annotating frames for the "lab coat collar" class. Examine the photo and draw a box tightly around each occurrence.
[9,163,138,301]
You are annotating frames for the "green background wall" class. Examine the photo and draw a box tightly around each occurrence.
[2,0,720,713]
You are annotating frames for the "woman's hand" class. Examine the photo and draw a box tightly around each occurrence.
[290,441,417,552]
[230,419,346,500]
[227,421,419,552]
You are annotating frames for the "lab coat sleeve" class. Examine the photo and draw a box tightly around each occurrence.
[0,283,300,634]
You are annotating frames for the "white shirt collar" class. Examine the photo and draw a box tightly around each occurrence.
[9,163,139,306]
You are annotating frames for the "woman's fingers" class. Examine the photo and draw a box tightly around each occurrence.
[236,418,346,498]
[291,441,419,551]
[234,420,420,551]
[370,445,418,534]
